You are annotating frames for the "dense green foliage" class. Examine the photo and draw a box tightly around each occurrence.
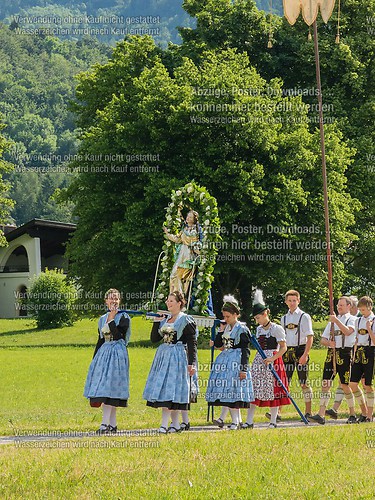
[0,0,193,46]
[0,24,110,224]
[0,120,14,246]
[25,268,78,328]
[179,0,375,298]
[0,0,373,315]
[66,33,359,317]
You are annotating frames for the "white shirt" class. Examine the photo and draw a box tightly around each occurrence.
[281,307,313,347]
[355,313,375,346]
[256,323,286,342]
[322,313,356,348]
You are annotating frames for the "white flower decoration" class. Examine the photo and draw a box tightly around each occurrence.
[204,220,210,225]
[176,190,182,196]
[187,186,193,193]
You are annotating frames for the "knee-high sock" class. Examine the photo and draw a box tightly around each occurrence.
[334,387,345,404]
[161,407,171,429]
[109,406,117,427]
[102,404,112,425]
[344,392,355,410]
[353,389,366,407]
[365,391,374,411]
[181,410,189,424]
[170,410,180,430]
[246,404,256,425]
[319,391,331,408]
[302,387,313,403]
[270,407,279,425]
[219,406,230,421]
[229,408,240,425]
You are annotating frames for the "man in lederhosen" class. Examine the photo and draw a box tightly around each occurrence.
[325,295,360,419]
[349,296,375,422]
[280,290,314,420]
[309,296,357,424]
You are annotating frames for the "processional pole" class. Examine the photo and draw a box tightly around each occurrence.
[283,0,337,371]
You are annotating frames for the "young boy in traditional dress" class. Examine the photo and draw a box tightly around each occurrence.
[349,296,375,422]
[279,290,314,420]
[326,295,360,419]
[308,297,357,425]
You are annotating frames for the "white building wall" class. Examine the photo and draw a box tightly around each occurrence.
[0,234,42,318]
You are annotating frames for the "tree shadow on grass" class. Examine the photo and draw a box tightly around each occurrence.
[0,328,40,338]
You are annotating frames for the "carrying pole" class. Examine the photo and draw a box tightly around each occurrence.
[250,332,309,425]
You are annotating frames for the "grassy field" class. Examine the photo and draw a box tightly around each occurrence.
[1,318,331,435]
[1,317,371,499]
[1,427,375,499]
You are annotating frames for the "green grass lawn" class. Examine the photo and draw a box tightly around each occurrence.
[1,427,375,499]
[0,317,371,499]
[0,316,152,347]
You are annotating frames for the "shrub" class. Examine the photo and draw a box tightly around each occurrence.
[25,269,77,328]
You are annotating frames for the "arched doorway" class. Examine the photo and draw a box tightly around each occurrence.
[2,245,29,273]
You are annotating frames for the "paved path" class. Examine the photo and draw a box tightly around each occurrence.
[0,418,356,445]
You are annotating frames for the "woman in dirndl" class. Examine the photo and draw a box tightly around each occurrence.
[206,295,254,430]
[143,291,197,434]
[244,301,290,429]
[83,288,131,434]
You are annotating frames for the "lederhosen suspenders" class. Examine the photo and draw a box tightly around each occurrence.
[357,316,373,347]
[282,312,306,346]
[340,317,350,349]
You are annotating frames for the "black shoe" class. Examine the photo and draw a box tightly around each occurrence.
[228,422,240,430]
[308,414,325,425]
[265,412,282,422]
[240,422,254,429]
[213,418,225,428]
[107,425,117,433]
[356,415,369,423]
[180,422,190,431]
[268,423,277,429]
[96,424,110,435]
[301,413,311,422]
[167,426,182,433]
[325,408,338,420]
[346,415,358,424]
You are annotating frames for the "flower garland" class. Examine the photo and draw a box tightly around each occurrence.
[156,182,221,315]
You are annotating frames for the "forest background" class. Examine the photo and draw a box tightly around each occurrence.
[0,0,374,317]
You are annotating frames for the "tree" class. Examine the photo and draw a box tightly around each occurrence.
[178,0,375,297]
[0,119,14,246]
[66,36,358,317]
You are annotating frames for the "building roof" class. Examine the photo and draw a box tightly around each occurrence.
[5,219,77,258]
[6,219,76,243]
